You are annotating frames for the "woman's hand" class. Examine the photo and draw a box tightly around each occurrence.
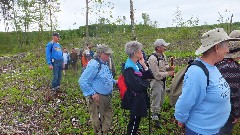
[139,58,148,70]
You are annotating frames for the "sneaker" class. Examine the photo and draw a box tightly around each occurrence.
[151,114,159,120]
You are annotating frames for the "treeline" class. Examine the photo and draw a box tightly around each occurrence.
[1,22,240,55]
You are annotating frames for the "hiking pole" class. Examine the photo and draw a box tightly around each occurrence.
[148,89,151,135]
[97,105,103,135]
[170,57,174,79]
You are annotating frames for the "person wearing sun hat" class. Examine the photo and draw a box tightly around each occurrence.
[79,44,116,135]
[216,30,240,135]
[174,28,240,135]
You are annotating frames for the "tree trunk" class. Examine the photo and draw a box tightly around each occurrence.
[85,0,89,42]
[130,0,136,40]
[49,6,53,33]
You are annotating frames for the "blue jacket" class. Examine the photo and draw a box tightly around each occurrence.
[79,58,116,97]
[45,41,63,65]
[174,58,231,134]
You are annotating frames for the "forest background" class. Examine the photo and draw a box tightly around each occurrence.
[0,0,240,134]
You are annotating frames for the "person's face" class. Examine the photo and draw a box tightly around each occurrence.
[157,45,167,53]
[100,52,111,62]
[63,49,67,52]
[217,41,229,61]
[53,35,60,42]
[134,49,143,60]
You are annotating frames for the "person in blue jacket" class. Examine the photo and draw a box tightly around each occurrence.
[45,32,63,92]
[79,44,116,135]
[174,28,240,135]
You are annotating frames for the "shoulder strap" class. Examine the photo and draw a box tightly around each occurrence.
[190,60,209,86]
[50,41,54,53]
[94,58,102,74]
[149,53,161,66]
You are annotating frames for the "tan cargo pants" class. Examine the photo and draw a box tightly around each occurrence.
[86,94,113,135]
[150,80,166,114]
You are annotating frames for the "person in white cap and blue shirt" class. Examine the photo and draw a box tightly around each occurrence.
[174,28,240,135]
[148,39,175,127]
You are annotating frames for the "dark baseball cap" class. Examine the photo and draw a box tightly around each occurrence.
[52,32,60,37]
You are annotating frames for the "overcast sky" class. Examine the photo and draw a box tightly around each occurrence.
[56,0,240,30]
[0,0,239,31]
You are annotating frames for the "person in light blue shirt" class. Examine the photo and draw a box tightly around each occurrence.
[45,32,63,91]
[175,28,240,135]
[79,44,116,135]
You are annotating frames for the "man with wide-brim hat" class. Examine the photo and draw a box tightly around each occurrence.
[216,30,240,135]
[175,28,240,135]
[79,44,116,135]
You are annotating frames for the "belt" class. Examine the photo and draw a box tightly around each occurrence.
[54,59,63,62]
[97,93,112,97]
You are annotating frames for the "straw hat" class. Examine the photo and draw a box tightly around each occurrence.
[225,30,240,58]
[195,28,240,55]
[96,44,113,54]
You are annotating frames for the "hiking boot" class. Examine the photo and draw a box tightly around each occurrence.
[151,113,159,120]
[151,114,161,128]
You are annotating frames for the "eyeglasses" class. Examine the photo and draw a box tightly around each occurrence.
[104,53,111,56]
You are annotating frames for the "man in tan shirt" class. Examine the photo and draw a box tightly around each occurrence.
[148,39,174,127]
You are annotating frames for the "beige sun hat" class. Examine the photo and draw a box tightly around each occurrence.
[195,28,240,55]
[96,44,113,54]
[225,30,240,58]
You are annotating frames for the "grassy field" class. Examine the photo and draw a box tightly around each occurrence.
[1,24,240,134]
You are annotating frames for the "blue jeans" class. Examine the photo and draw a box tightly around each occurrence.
[218,116,235,135]
[186,126,219,135]
[52,61,62,89]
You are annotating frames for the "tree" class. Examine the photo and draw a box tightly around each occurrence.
[0,0,13,32]
[142,13,150,25]
[130,0,136,40]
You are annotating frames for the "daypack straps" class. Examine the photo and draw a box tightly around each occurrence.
[169,59,210,106]
[148,53,165,66]
[94,58,102,75]
[190,60,209,86]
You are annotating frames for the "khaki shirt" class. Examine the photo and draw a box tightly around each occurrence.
[148,52,170,81]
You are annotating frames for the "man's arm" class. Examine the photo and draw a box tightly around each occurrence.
[46,42,54,70]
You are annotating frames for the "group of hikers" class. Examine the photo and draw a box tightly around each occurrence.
[45,28,240,135]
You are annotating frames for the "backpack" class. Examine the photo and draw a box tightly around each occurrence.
[147,53,165,67]
[169,60,209,106]
[117,63,127,100]
[117,74,127,99]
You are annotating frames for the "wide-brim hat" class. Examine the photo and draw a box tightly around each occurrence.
[225,41,240,58]
[96,44,113,54]
[154,39,170,47]
[225,30,240,58]
[195,28,240,55]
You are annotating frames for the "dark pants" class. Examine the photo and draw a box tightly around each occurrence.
[186,126,219,135]
[219,116,235,135]
[127,115,141,135]
[52,61,62,88]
